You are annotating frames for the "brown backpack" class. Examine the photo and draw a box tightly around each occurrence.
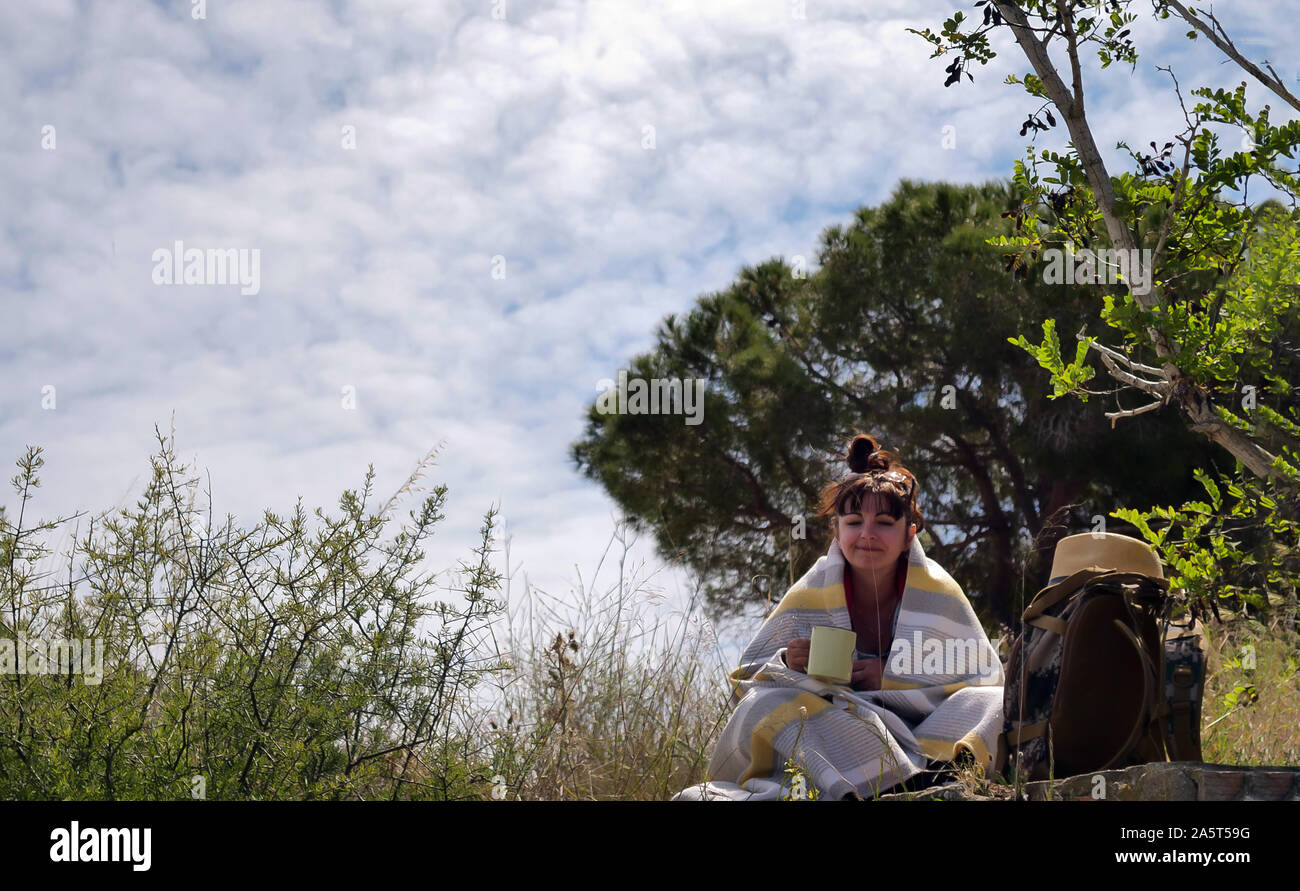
[995,568,1206,783]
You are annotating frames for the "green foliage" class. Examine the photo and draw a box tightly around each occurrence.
[1105,212,1300,620]
[0,431,508,799]
[1007,319,1096,398]
[915,1,1300,625]
[1112,457,1300,619]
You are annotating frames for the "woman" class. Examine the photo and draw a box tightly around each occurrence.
[673,434,1004,801]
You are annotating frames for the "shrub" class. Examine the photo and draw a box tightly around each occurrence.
[0,427,507,800]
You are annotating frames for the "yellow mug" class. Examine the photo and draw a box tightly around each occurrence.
[807,625,856,685]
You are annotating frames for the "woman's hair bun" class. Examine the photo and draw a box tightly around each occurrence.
[846,433,890,474]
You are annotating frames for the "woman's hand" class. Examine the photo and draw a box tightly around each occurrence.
[783,637,811,673]
[785,641,882,689]
[851,657,883,691]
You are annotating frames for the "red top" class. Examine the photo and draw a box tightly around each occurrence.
[843,557,906,656]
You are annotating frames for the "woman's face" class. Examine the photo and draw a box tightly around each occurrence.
[836,494,915,575]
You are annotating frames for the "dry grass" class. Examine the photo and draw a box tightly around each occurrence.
[477,523,735,800]
[1200,613,1300,765]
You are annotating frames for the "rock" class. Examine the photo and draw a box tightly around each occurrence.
[874,763,1300,801]
[1024,762,1300,801]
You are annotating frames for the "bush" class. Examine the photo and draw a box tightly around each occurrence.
[0,427,507,800]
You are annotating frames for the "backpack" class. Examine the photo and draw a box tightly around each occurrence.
[994,568,1207,783]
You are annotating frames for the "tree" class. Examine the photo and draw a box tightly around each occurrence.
[573,180,1220,625]
[910,1,1300,622]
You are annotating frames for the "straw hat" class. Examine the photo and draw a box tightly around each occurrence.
[1048,532,1164,584]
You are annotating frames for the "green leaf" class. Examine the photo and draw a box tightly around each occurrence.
[1193,468,1222,509]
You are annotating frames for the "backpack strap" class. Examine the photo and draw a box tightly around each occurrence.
[1004,720,1048,745]
[1166,662,1200,761]
[1160,616,1206,762]
[1099,617,1159,770]
[1026,615,1067,635]
[997,719,1048,779]
[1022,569,1110,622]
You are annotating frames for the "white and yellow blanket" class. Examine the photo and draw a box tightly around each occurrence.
[674,535,1004,800]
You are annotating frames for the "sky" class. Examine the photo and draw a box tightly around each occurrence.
[2,0,1296,663]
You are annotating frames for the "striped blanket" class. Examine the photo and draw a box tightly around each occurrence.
[674,535,1004,800]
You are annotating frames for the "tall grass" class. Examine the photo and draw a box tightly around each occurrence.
[1200,615,1300,765]
[478,522,735,801]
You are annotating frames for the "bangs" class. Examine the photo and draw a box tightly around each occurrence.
[834,482,907,519]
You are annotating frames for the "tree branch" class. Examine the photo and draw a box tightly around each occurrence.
[993,2,1283,480]
[1105,398,1165,429]
[993,1,1140,269]
[1162,0,1300,114]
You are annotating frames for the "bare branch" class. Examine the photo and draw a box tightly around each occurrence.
[1099,350,1169,394]
[1162,0,1300,113]
[1105,399,1165,429]
[1151,66,1197,272]
[1080,327,1171,378]
[1056,0,1085,114]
